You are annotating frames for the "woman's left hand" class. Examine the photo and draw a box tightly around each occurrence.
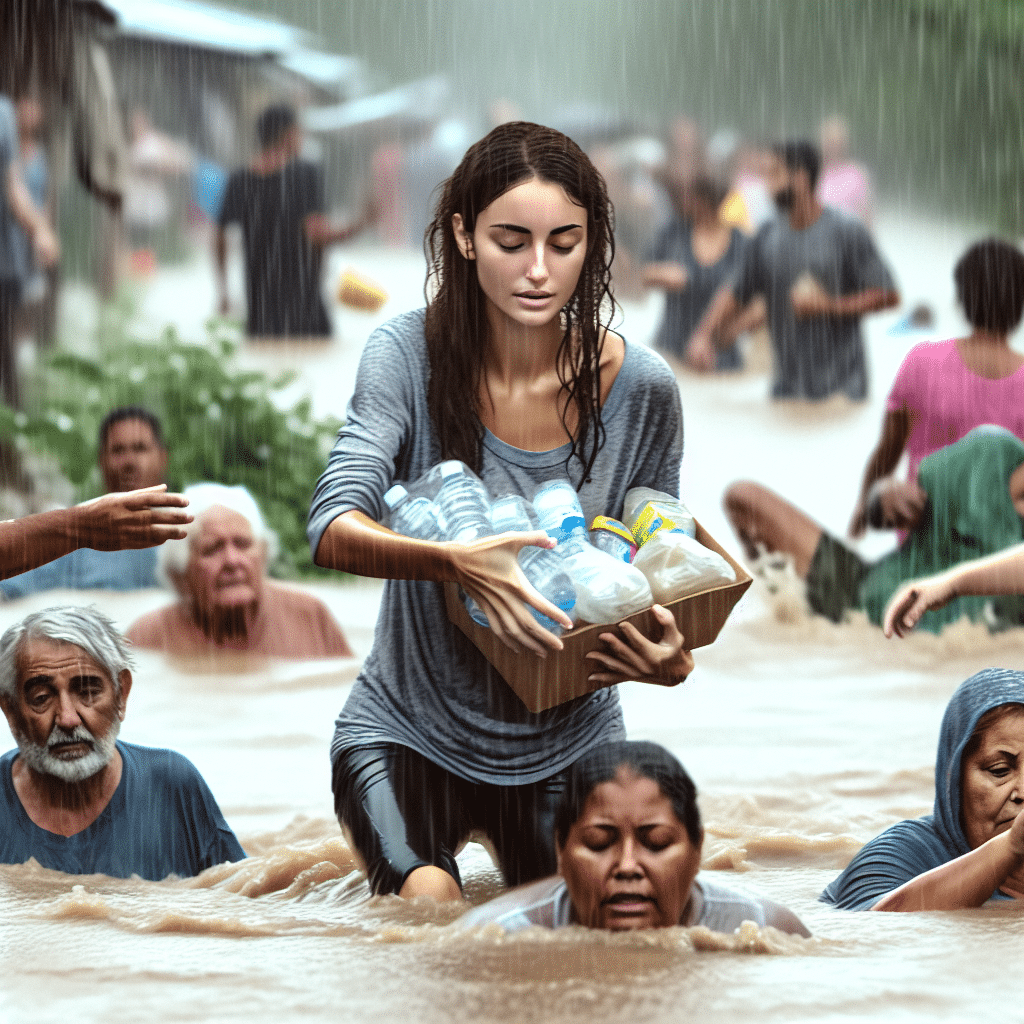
[584,604,694,685]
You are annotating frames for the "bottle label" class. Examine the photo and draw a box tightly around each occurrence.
[631,503,688,545]
[547,514,587,545]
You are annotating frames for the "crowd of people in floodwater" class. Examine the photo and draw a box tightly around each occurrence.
[2,96,1024,935]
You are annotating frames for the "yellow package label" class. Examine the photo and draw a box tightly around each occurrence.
[590,516,635,545]
[631,502,684,545]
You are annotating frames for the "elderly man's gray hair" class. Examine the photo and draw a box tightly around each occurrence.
[0,606,134,702]
[157,482,279,587]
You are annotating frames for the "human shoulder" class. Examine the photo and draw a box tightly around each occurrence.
[618,337,680,398]
[117,740,206,790]
[125,603,178,651]
[456,875,570,931]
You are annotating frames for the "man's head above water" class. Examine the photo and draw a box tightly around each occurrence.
[0,607,133,785]
[97,406,168,494]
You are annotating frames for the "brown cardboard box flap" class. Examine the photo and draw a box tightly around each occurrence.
[445,521,751,713]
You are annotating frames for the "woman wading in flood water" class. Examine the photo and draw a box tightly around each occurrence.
[308,121,691,901]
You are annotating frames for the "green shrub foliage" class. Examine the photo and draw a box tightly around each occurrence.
[0,320,342,577]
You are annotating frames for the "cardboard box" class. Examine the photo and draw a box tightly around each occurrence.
[444,521,751,713]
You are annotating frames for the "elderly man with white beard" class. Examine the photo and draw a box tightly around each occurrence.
[0,606,246,879]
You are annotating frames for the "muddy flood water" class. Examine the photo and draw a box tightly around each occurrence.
[3,210,1024,1023]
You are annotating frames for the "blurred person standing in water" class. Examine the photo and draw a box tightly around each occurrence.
[0,91,58,415]
[215,102,371,341]
[643,172,752,371]
[817,115,873,229]
[687,140,898,400]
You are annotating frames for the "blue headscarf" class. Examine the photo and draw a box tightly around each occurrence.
[821,668,1024,910]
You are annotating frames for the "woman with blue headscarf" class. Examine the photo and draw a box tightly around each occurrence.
[822,668,1024,911]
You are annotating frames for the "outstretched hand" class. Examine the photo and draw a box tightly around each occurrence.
[684,332,716,373]
[882,573,955,638]
[584,604,694,685]
[73,484,192,551]
[452,531,573,657]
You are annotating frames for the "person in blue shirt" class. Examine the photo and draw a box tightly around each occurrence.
[1,406,173,599]
[0,605,245,879]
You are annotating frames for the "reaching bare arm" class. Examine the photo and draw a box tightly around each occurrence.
[314,509,572,656]
[685,286,741,371]
[792,286,900,319]
[0,485,191,580]
[849,408,916,537]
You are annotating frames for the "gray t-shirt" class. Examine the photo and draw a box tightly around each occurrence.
[308,310,684,785]
[732,207,896,400]
[0,95,25,284]
[455,873,771,932]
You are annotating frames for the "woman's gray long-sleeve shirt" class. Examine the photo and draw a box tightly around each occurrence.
[308,310,683,784]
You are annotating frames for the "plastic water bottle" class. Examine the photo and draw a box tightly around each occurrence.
[432,461,495,626]
[589,516,637,563]
[621,487,697,540]
[532,480,653,623]
[490,494,577,634]
[383,484,445,540]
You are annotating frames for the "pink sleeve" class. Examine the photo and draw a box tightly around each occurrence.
[886,342,931,413]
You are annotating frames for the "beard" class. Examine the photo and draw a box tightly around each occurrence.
[773,185,795,212]
[15,718,120,784]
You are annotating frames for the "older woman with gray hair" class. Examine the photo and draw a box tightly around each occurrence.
[127,483,352,659]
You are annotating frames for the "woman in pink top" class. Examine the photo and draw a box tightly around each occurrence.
[849,239,1024,537]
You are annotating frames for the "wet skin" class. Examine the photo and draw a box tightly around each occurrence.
[557,768,702,930]
[183,506,267,614]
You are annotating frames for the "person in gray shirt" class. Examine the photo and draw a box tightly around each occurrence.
[688,140,898,401]
[308,122,691,904]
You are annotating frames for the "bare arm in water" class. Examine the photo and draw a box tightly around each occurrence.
[884,464,1024,637]
[0,484,191,580]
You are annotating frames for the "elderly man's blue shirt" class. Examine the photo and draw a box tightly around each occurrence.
[0,741,246,879]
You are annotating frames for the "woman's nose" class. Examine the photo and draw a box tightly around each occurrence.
[526,244,549,283]
[613,838,643,877]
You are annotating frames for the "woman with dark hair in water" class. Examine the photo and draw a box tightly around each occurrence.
[458,740,809,934]
[309,122,691,902]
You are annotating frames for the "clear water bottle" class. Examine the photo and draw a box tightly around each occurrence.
[532,479,653,623]
[383,484,444,540]
[490,494,577,634]
[433,461,494,626]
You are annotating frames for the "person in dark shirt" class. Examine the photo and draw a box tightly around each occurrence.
[215,103,369,340]
[0,605,245,879]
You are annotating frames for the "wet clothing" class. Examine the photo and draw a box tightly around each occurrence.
[0,546,158,599]
[0,740,246,880]
[805,427,1024,632]
[457,874,772,932]
[646,219,747,369]
[731,207,896,400]
[887,339,1024,487]
[332,743,571,894]
[821,667,1024,910]
[126,582,351,659]
[218,159,331,338]
[308,309,682,788]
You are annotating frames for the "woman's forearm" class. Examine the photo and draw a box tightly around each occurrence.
[943,544,1024,599]
[313,509,457,581]
[872,831,1023,912]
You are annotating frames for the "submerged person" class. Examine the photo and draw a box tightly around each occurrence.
[0,606,245,879]
[849,239,1024,538]
[458,740,809,934]
[726,426,1024,632]
[308,122,691,902]
[687,140,898,400]
[128,483,352,659]
[1,406,177,598]
[643,173,750,371]
[822,668,1024,911]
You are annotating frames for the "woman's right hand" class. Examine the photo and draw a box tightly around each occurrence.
[450,531,573,656]
[883,572,957,638]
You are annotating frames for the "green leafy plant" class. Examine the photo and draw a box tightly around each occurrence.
[0,317,343,578]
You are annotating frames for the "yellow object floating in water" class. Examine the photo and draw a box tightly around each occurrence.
[337,268,388,312]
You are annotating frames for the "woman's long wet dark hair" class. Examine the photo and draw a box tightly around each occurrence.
[554,741,702,847]
[424,121,616,484]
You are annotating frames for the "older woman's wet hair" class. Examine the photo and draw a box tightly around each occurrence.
[424,121,615,484]
[157,482,279,585]
[554,740,702,848]
[954,238,1024,335]
[0,606,134,702]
